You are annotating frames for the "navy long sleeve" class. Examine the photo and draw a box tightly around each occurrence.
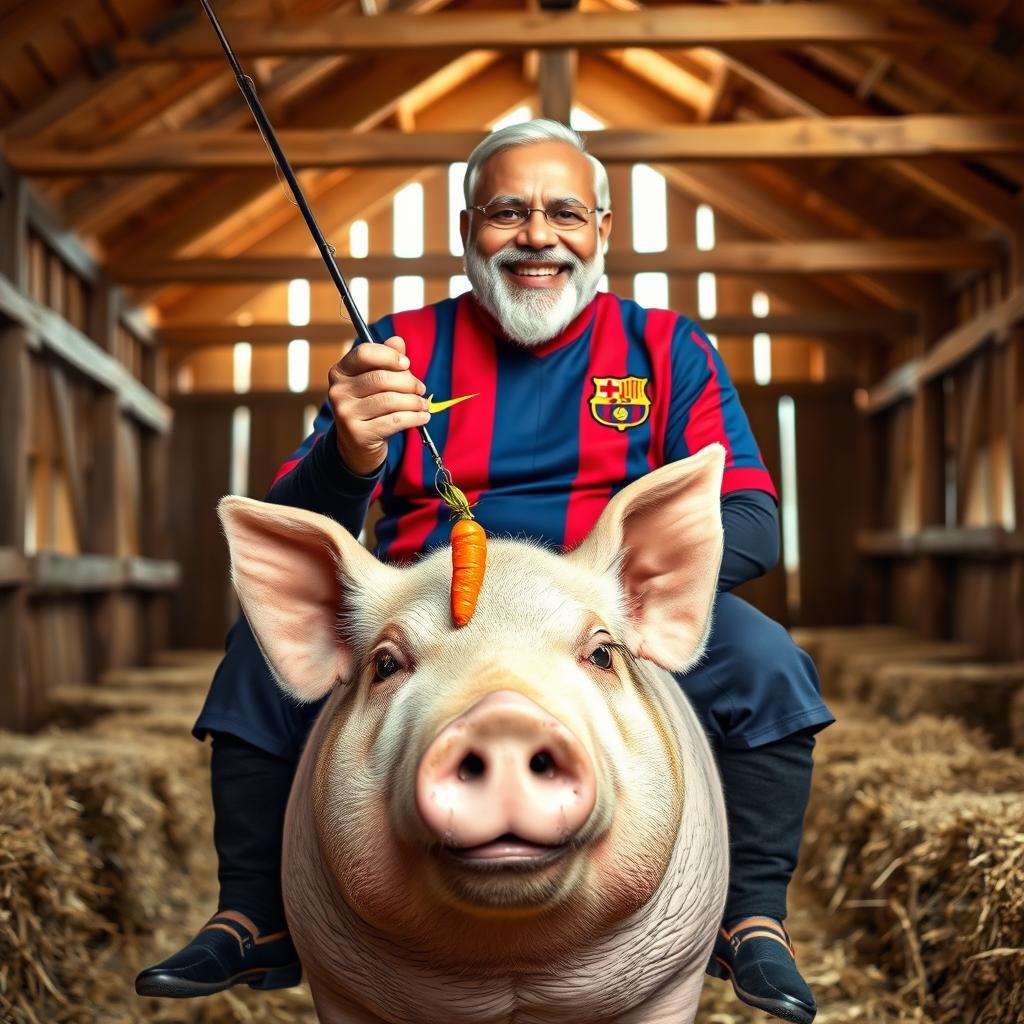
[264,423,380,540]
[718,488,779,593]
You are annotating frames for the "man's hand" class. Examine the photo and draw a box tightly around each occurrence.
[328,336,430,476]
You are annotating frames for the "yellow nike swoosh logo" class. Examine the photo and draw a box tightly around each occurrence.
[426,393,479,414]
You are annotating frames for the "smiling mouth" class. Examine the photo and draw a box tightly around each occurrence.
[439,834,570,871]
[505,264,566,278]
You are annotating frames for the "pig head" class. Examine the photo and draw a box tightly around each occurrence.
[219,444,729,1024]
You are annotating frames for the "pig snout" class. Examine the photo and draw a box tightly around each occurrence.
[416,691,596,851]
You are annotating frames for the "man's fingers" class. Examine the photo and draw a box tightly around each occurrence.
[342,368,426,399]
[335,337,410,377]
[342,391,430,422]
[359,409,432,441]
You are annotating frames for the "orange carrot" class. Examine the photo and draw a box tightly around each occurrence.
[450,516,486,627]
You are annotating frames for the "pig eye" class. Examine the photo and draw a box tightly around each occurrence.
[373,652,402,681]
[587,645,614,670]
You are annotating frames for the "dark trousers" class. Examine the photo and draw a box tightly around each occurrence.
[210,727,815,932]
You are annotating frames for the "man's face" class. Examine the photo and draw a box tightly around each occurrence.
[460,141,613,347]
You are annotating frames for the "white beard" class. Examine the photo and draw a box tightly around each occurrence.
[465,242,605,348]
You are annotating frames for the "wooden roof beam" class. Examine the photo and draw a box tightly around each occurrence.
[10,116,1024,174]
[112,240,1004,284]
[860,284,1024,413]
[714,48,1023,231]
[108,7,988,61]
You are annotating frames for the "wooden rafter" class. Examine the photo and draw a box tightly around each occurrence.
[714,48,1023,230]
[107,7,986,61]
[10,116,1024,174]
[111,240,1003,284]
[861,284,1024,413]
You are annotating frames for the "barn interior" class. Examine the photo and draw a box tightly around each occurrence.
[1,0,1023,1021]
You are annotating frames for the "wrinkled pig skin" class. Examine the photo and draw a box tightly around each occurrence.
[220,445,729,1024]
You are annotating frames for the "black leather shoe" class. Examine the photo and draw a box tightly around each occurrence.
[135,911,302,998]
[706,916,816,1024]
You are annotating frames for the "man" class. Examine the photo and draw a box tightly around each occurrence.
[137,119,833,1023]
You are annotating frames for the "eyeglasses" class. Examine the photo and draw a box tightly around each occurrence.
[469,201,606,231]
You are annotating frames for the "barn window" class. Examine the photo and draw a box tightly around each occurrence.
[778,396,801,618]
[752,291,772,385]
[697,271,717,320]
[449,162,467,257]
[393,183,424,258]
[230,407,251,498]
[288,340,310,393]
[394,276,424,312]
[631,165,667,254]
[350,277,369,319]
[287,278,310,327]
[491,105,532,131]
[449,275,471,298]
[349,220,369,259]
[570,108,604,131]
[633,272,668,310]
[695,204,715,251]
[232,342,251,394]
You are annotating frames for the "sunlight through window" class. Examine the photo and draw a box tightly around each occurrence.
[778,396,801,617]
[449,275,471,298]
[695,204,716,252]
[634,273,668,309]
[350,277,369,319]
[393,183,424,258]
[232,342,251,394]
[631,165,667,253]
[287,339,310,393]
[449,162,467,256]
[491,105,532,131]
[349,220,368,259]
[287,278,310,327]
[697,272,717,319]
[394,276,424,312]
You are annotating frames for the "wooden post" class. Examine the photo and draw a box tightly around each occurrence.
[0,324,31,730]
[0,164,28,291]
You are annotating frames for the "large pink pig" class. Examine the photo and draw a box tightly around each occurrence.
[219,444,729,1024]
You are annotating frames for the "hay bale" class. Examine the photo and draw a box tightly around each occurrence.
[789,627,918,691]
[803,706,1024,1023]
[101,664,214,691]
[46,685,204,730]
[863,662,1024,747]
[831,642,983,702]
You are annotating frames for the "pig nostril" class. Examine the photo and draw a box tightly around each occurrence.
[458,752,486,781]
[529,751,555,776]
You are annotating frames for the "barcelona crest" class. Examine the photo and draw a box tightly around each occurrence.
[589,376,651,432]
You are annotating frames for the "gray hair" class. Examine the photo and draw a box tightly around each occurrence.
[462,118,611,215]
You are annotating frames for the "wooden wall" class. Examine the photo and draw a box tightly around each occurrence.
[859,267,1024,659]
[0,161,177,731]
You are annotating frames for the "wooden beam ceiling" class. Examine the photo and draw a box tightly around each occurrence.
[10,116,1023,174]
[107,7,984,62]
[714,48,1023,231]
[110,240,1004,284]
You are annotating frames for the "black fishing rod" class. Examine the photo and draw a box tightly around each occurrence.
[197,0,447,474]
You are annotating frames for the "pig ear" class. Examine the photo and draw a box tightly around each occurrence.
[218,496,394,702]
[570,444,725,673]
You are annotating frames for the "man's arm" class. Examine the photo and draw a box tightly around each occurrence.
[719,489,779,593]
[266,414,382,539]
[662,318,779,590]
[259,333,429,537]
